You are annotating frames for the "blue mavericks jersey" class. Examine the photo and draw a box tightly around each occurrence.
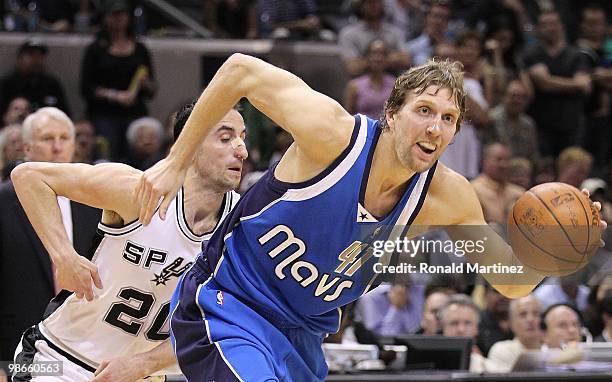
[197,115,436,335]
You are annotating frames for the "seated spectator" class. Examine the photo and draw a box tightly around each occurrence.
[440,294,488,372]
[73,120,109,164]
[405,1,451,66]
[343,39,396,119]
[203,0,258,39]
[477,283,512,356]
[483,80,539,161]
[542,303,583,350]
[0,125,24,181]
[257,0,324,40]
[122,117,164,170]
[2,97,31,126]
[356,281,425,336]
[557,146,593,188]
[508,157,533,190]
[470,143,524,225]
[488,295,543,372]
[595,292,612,342]
[413,290,450,335]
[338,0,410,77]
[0,39,70,115]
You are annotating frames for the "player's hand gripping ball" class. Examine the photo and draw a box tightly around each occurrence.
[507,182,602,276]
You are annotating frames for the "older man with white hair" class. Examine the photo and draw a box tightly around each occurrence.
[487,295,543,372]
[0,107,101,371]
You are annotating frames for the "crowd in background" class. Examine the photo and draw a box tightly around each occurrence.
[1,0,612,374]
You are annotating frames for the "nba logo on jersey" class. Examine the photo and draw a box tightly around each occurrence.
[216,291,224,306]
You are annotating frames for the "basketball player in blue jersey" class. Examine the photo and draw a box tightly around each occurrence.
[10,105,247,382]
[135,56,606,381]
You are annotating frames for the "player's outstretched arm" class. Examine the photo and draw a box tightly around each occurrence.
[11,162,142,300]
[135,53,355,225]
[445,177,606,298]
[90,340,174,382]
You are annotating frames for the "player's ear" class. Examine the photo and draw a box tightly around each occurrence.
[385,110,396,130]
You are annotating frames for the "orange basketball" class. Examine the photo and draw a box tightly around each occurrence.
[507,182,601,276]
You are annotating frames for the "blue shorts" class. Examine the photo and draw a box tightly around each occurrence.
[169,262,328,382]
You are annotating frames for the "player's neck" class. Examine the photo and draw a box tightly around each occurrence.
[364,132,415,214]
[371,131,416,193]
[182,170,226,235]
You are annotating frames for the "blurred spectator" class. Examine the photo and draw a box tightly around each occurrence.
[338,0,410,77]
[541,303,583,349]
[584,273,612,338]
[483,15,533,101]
[413,290,450,335]
[269,130,293,167]
[483,80,539,160]
[440,31,489,180]
[533,156,556,184]
[204,0,258,39]
[257,0,324,40]
[451,28,505,106]
[81,0,156,160]
[2,97,31,126]
[0,125,24,181]
[487,295,543,372]
[36,0,75,32]
[471,143,524,225]
[405,1,451,66]
[73,120,108,164]
[595,292,612,342]
[0,39,70,115]
[581,178,612,223]
[122,116,164,170]
[343,39,395,119]
[383,0,425,41]
[440,294,488,372]
[356,281,425,336]
[534,274,590,312]
[523,10,591,158]
[477,283,512,356]
[577,4,612,178]
[522,0,580,43]
[508,157,533,190]
[556,146,592,188]
[241,99,277,167]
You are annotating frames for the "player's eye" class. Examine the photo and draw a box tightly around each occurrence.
[443,114,455,124]
[418,106,430,114]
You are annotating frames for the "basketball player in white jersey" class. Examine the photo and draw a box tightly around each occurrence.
[10,104,247,382]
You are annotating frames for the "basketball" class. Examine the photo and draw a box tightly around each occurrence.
[507,182,601,277]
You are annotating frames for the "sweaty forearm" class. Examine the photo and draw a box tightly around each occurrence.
[11,164,74,262]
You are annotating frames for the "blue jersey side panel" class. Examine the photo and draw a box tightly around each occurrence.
[196,115,436,334]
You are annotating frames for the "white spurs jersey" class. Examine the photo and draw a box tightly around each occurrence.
[39,188,239,372]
